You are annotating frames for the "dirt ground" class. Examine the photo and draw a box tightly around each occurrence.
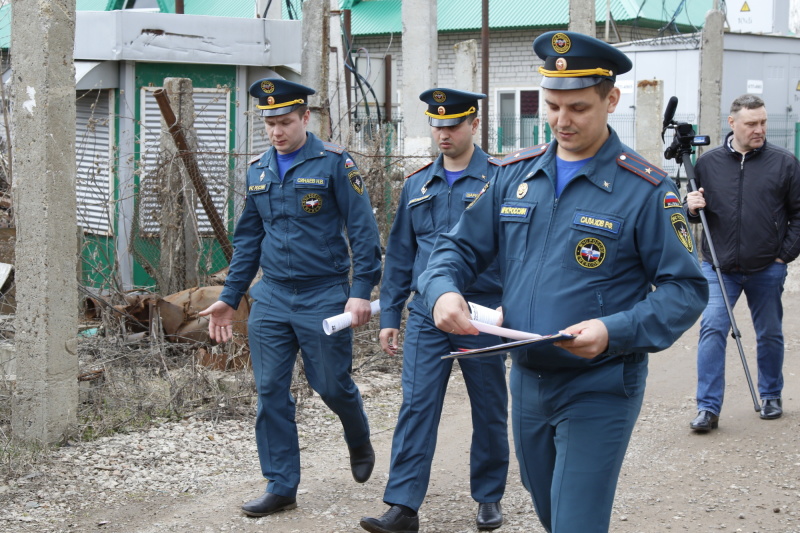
[3,269,800,532]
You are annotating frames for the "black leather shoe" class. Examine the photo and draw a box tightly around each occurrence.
[476,501,503,530]
[349,440,375,483]
[360,505,419,533]
[760,398,783,420]
[241,492,297,517]
[690,411,719,432]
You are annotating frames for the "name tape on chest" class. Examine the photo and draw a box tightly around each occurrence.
[572,212,622,234]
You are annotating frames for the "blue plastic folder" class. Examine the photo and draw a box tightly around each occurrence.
[442,333,575,359]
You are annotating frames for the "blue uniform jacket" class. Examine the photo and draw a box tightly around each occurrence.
[220,132,382,309]
[380,145,502,330]
[419,128,708,369]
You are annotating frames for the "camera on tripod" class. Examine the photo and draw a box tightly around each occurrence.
[661,96,711,162]
[664,123,711,161]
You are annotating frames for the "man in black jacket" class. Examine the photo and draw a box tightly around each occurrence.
[686,94,800,431]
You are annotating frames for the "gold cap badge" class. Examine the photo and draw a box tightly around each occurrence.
[552,32,571,54]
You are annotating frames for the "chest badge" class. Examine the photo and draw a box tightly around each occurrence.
[575,237,606,269]
[516,183,528,199]
[302,193,323,214]
[260,171,265,182]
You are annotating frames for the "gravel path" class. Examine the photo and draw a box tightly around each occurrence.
[2,281,800,532]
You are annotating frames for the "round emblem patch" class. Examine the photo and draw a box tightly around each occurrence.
[261,80,275,94]
[575,237,606,268]
[437,106,446,116]
[302,193,322,214]
[267,96,275,105]
[432,91,447,103]
[555,57,567,71]
[516,183,528,199]
[552,32,571,54]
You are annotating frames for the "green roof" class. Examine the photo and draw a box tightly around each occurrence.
[347,0,715,36]
[0,4,9,49]
[79,1,255,18]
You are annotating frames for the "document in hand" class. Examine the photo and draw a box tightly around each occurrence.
[442,320,574,359]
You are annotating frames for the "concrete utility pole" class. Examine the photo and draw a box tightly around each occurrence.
[569,0,596,37]
[328,0,348,143]
[11,0,79,443]
[158,78,199,294]
[302,0,331,139]
[402,0,437,157]
[699,9,725,153]
[454,40,481,147]
[635,80,665,165]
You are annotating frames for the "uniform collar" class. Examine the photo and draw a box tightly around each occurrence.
[255,132,326,169]
[424,144,491,190]
[532,127,621,193]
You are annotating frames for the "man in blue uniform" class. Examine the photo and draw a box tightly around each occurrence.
[418,32,708,533]
[200,79,382,517]
[360,89,509,533]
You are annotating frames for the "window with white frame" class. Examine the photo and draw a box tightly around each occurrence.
[495,88,541,153]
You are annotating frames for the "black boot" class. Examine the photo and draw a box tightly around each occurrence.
[360,505,419,533]
[476,502,503,530]
[689,410,719,432]
[349,440,375,483]
[760,398,783,420]
[241,492,297,517]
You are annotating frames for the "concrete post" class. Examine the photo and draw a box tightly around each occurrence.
[11,0,79,443]
[302,0,331,139]
[635,80,664,166]
[159,78,199,293]
[454,40,480,147]
[569,0,596,37]
[328,0,349,143]
[116,61,136,291]
[402,0,437,157]
[698,10,725,154]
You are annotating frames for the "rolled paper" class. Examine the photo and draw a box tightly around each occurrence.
[468,302,502,326]
[323,300,382,335]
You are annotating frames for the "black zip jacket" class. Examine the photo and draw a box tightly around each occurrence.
[686,132,800,272]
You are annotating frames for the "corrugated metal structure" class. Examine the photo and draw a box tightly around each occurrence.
[343,0,713,36]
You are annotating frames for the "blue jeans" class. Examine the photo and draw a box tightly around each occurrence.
[696,260,787,415]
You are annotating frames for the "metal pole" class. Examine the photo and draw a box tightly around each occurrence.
[153,89,234,263]
[481,0,489,152]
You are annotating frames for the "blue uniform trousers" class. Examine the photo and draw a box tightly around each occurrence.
[510,357,647,533]
[383,298,509,511]
[248,279,370,498]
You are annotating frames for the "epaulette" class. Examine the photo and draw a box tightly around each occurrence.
[405,161,434,180]
[616,152,667,186]
[499,143,549,166]
[322,141,345,154]
[249,152,265,165]
[488,155,503,166]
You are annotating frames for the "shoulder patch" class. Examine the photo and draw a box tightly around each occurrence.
[616,152,667,186]
[322,141,345,154]
[500,143,549,166]
[249,151,265,165]
[405,161,434,180]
